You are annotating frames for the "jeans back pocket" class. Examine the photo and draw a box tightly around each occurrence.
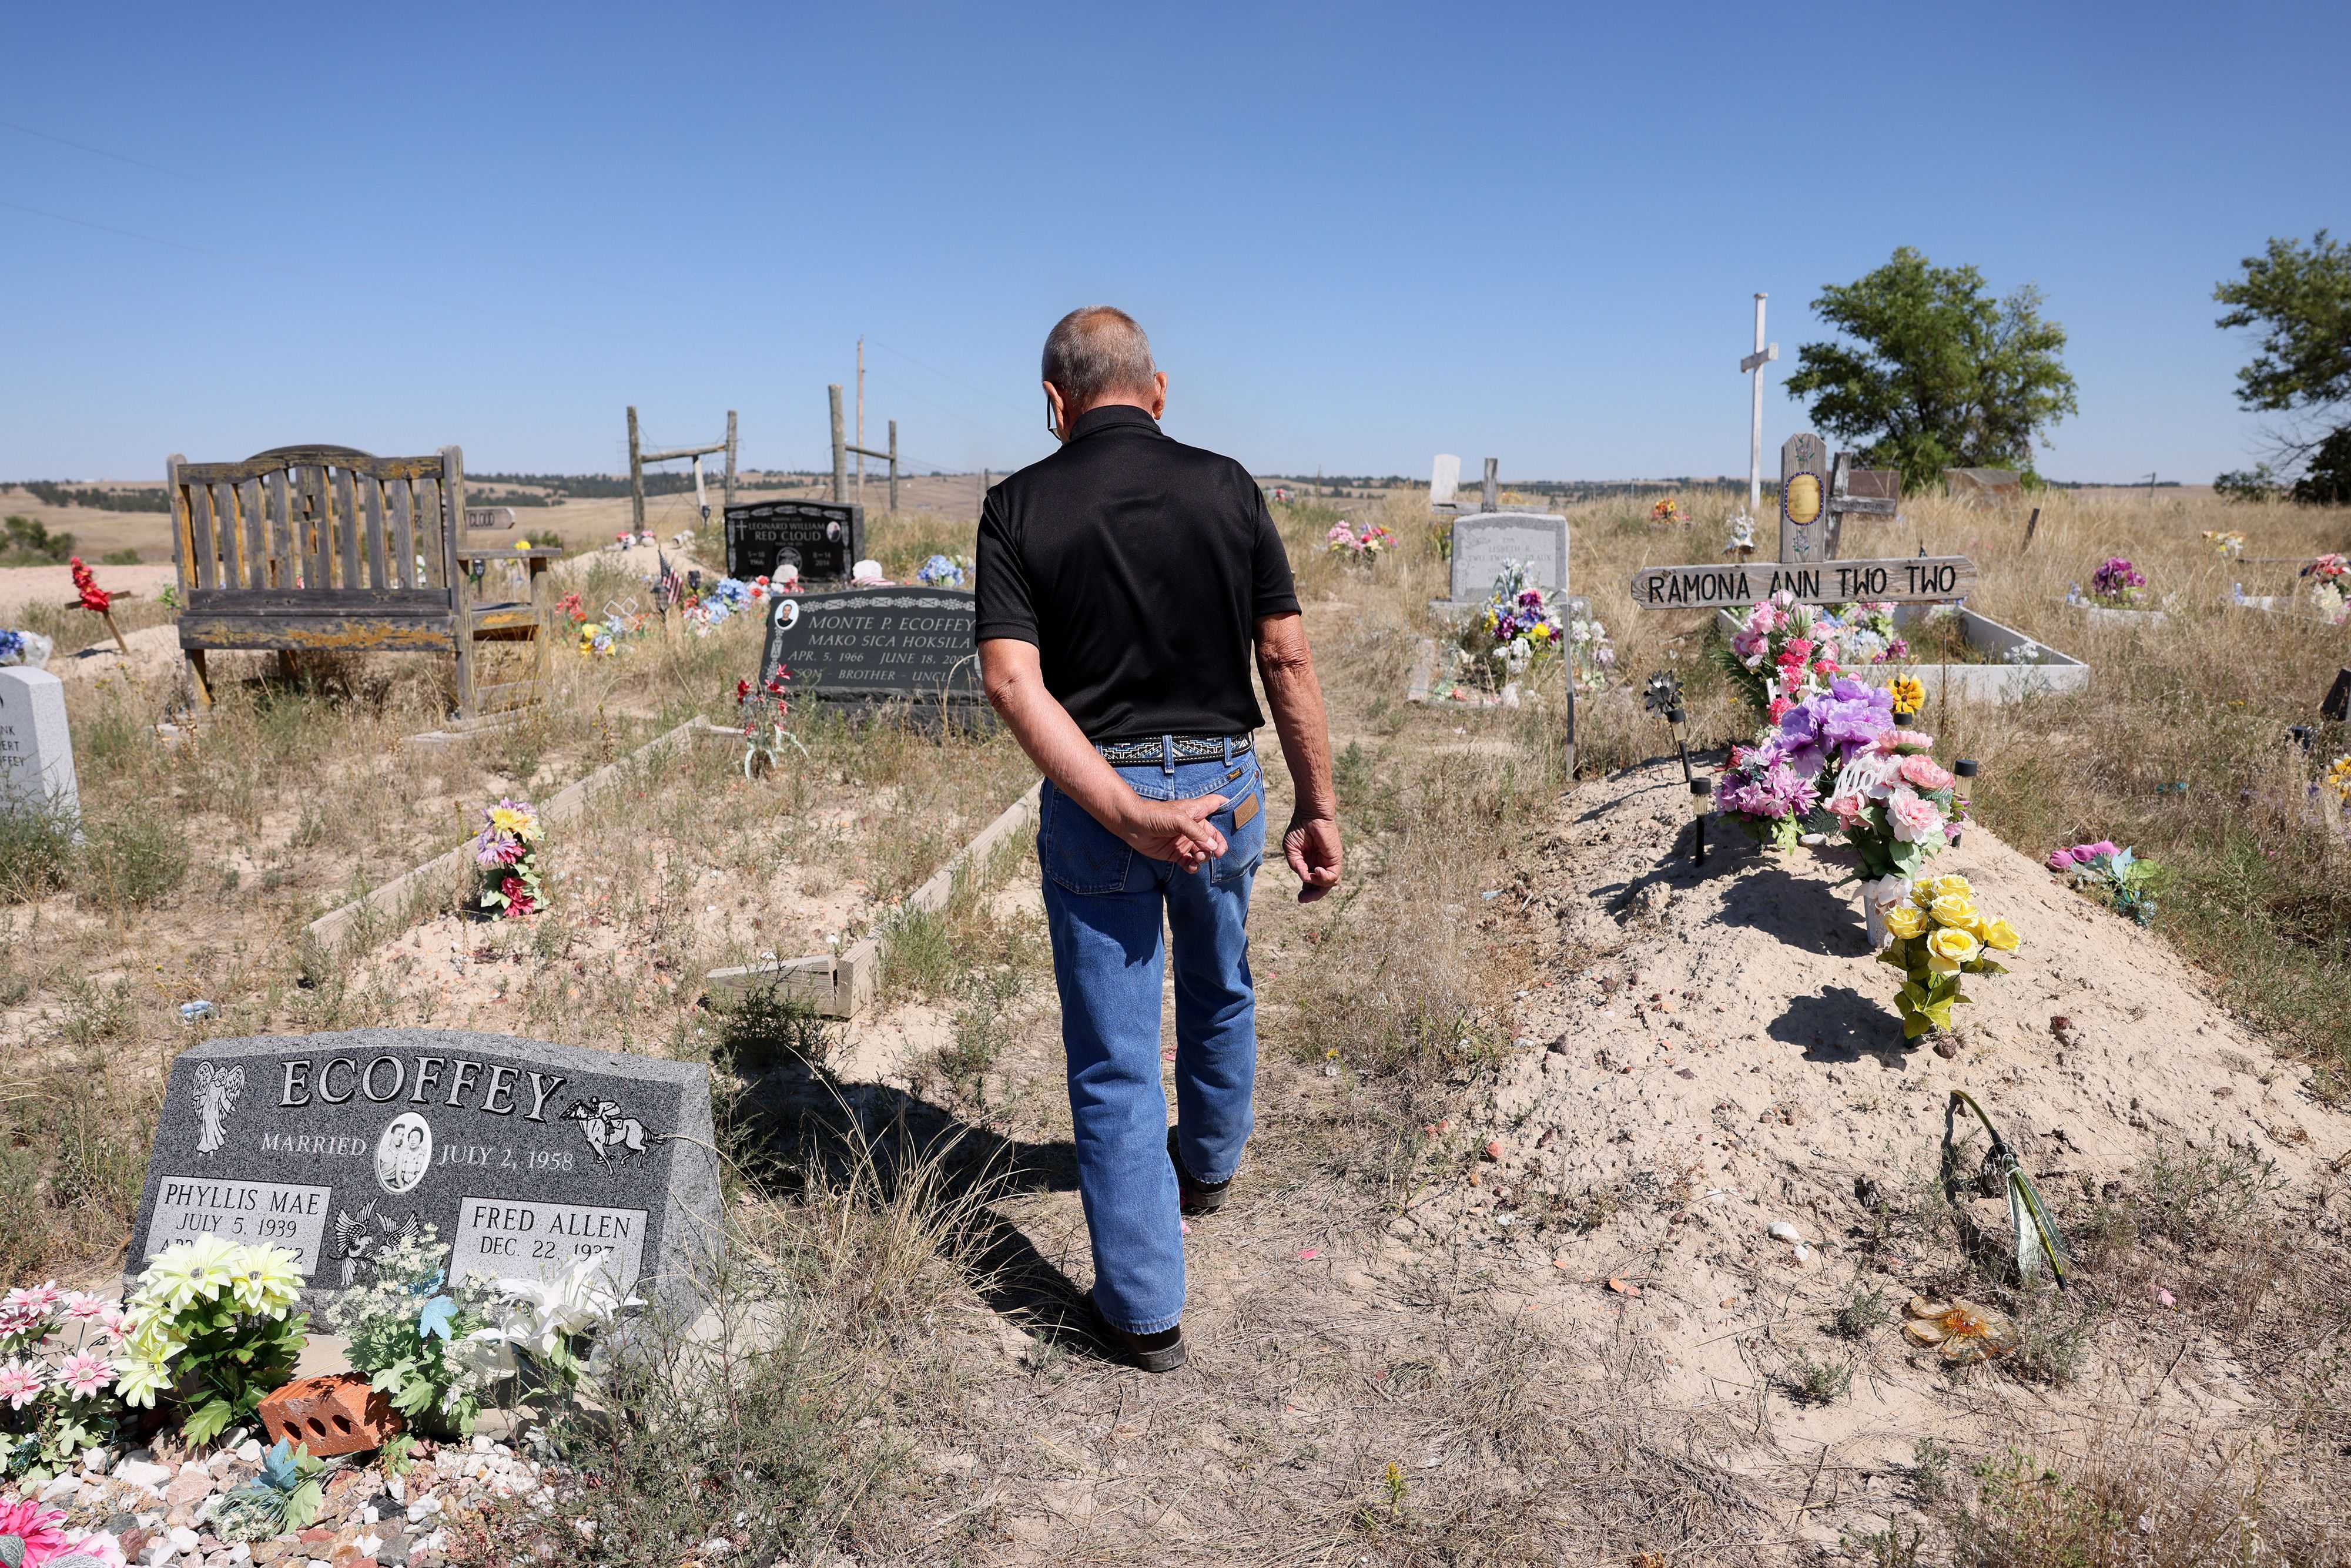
[1209,766,1267,884]
[1039,780,1137,895]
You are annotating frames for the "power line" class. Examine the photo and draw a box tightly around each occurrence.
[0,197,205,252]
[868,338,1034,422]
[0,118,187,178]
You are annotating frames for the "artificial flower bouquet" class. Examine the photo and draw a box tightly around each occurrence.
[1322,522,1395,563]
[326,1227,504,1439]
[2089,555,2148,608]
[0,1284,138,1482]
[1716,592,1909,720]
[1454,562,1562,691]
[2307,554,2351,624]
[2048,839,2163,926]
[735,668,806,778]
[2202,530,2246,559]
[1567,609,1616,694]
[122,1238,308,1446]
[0,1495,126,1566]
[1876,873,2021,1041]
[915,553,969,587]
[472,798,545,918]
[1649,495,1687,526]
[1718,678,1948,858]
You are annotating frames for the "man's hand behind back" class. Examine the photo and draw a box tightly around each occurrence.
[1285,813,1342,903]
[1123,793,1228,873]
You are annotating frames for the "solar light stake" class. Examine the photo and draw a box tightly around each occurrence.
[1690,776,1713,865]
[1951,759,1978,847]
[1666,705,1693,783]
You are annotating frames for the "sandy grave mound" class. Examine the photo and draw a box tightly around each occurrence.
[1395,755,2348,1489]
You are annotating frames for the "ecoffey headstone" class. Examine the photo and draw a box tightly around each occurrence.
[128,1030,720,1310]
[0,668,78,819]
[759,588,984,715]
[1443,511,1569,607]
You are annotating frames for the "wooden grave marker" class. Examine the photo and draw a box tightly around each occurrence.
[1626,556,1978,611]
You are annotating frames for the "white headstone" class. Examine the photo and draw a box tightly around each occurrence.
[1429,454,1461,509]
[0,668,78,820]
[1447,512,1569,605]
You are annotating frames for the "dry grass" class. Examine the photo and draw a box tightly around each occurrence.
[11,473,2351,1562]
[1490,481,2351,1084]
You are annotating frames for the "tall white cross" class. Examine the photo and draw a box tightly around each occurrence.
[1740,293,1779,516]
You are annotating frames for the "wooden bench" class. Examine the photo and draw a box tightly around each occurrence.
[164,444,550,719]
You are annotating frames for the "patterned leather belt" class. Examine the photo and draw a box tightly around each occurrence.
[1095,733,1255,765]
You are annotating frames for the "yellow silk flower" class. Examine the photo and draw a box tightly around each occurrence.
[1921,874,1974,902]
[1978,917,2021,952]
[1925,926,1981,972]
[1883,904,1927,940]
[1927,893,1979,930]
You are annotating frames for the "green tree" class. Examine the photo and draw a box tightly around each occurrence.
[1786,247,2079,491]
[2213,230,2351,497]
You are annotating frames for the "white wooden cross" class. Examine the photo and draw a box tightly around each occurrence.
[1740,292,1779,518]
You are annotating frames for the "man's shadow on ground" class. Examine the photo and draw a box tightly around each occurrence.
[715,1003,1108,1359]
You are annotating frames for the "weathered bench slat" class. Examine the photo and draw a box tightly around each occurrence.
[166,454,189,587]
[267,470,292,588]
[416,474,444,588]
[177,613,460,652]
[297,465,327,590]
[334,467,360,589]
[239,478,265,589]
[188,480,216,591]
[213,481,243,587]
[362,475,388,589]
[390,478,415,588]
[186,588,453,613]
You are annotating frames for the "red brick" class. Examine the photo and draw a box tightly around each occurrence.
[257,1373,404,1458]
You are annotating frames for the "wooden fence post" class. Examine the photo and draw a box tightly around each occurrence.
[723,410,738,515]
[627,406,645,538]
[888,419,899,514]
[829,384,847,504]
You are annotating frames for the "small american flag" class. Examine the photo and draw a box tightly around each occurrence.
[655,550,681,612]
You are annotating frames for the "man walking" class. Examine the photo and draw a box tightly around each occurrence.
[977,306,1342,1372]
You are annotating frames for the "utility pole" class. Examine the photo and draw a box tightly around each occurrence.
[855,337,866,507]
[1741,293,1780,518]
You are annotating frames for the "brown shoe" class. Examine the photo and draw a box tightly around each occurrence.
[1088,1295,1187,1373]
[1168,1127,1231,1217]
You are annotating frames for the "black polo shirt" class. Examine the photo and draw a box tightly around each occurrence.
[976,406,1299,744]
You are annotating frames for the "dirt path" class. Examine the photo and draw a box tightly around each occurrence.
[791,738,2351,1562]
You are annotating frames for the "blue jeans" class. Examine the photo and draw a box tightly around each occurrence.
[1038,742,1267,1335]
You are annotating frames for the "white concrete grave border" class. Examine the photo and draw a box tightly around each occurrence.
[1713,604,2089,705]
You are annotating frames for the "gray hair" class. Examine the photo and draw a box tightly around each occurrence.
[1041,306,1157,408]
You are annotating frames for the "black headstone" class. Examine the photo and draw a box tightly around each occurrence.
[2325,667,2351,722]
[128,1030,721,1311]
[724,500,863,584]
[758,588,984,713]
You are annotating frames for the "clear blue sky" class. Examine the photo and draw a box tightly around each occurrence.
[3,1,2342,485]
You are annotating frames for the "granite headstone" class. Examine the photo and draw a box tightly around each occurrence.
[1445,511,1569,605]
[1429,453,1461,510]
[725,500,864,584]
[128,1029,721,1311]
[0,667,78,819]
[758,588,984,715]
